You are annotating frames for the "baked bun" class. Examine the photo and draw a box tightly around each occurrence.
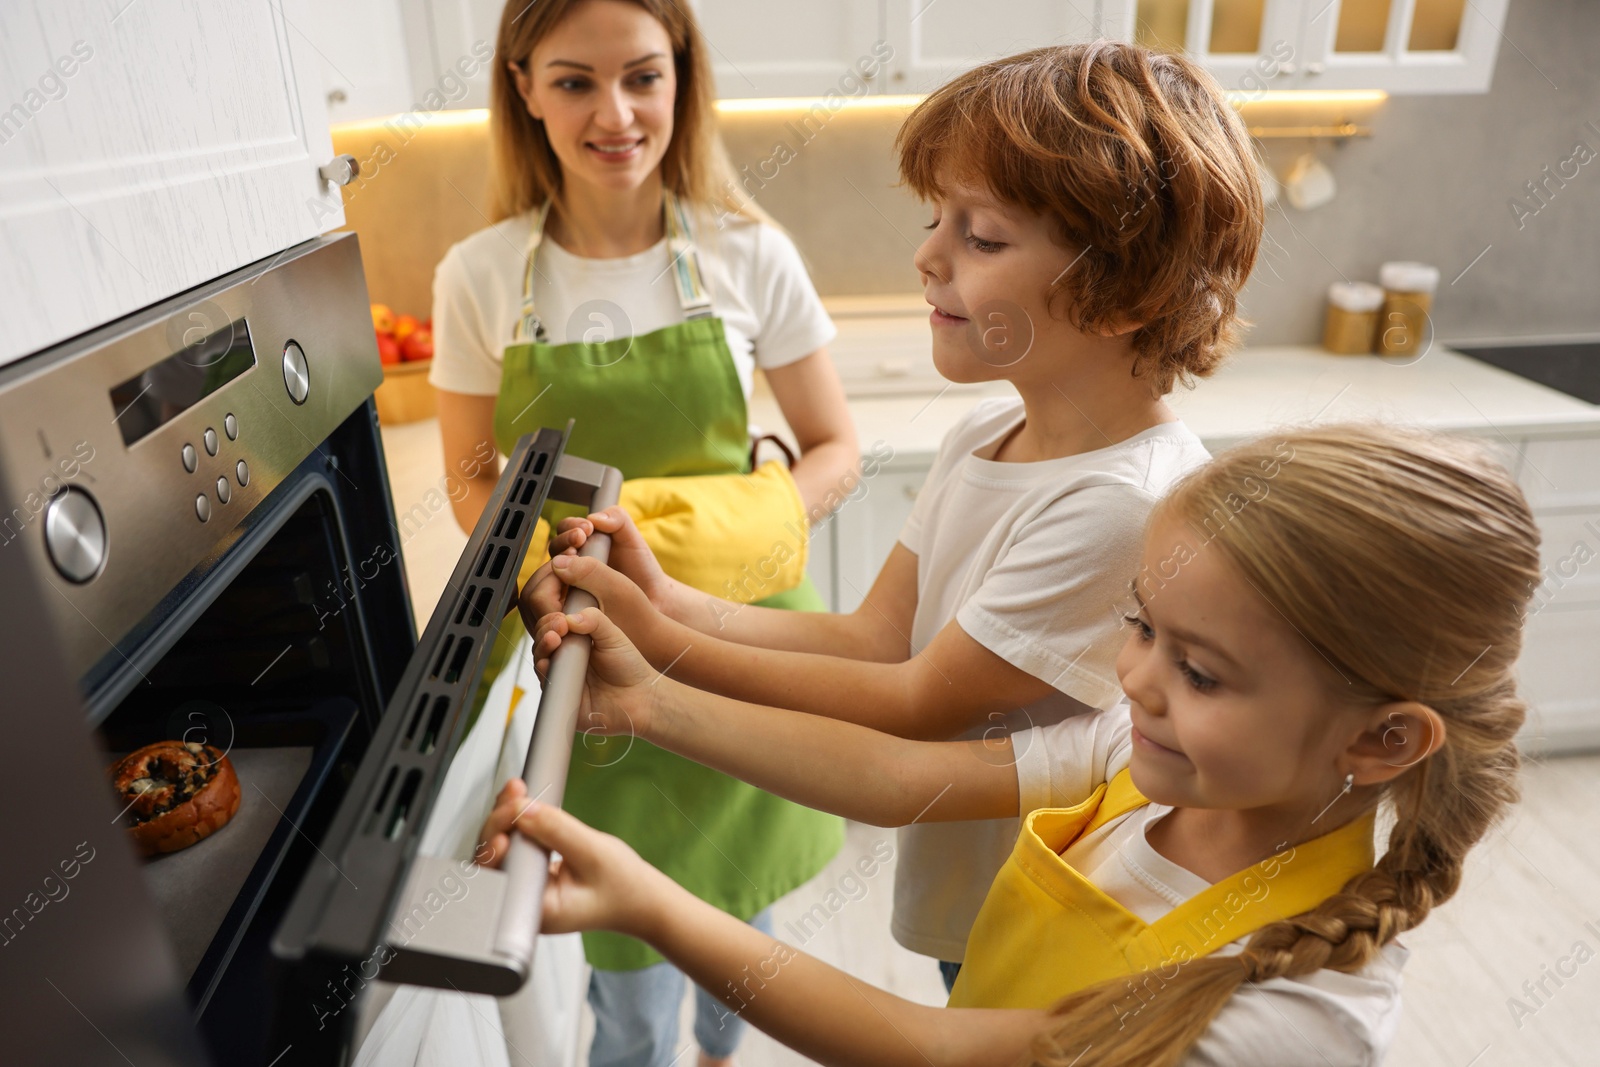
[110,741,241,856]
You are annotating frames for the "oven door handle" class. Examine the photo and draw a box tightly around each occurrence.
[363,450,622,997]
[491,461,620,975]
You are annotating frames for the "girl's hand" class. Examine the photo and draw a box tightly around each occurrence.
[475,778,665,939]
[519,507,680,625]
[526,556,681,674]
[532,605,658,739]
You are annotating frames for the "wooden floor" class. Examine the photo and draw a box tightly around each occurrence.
[572,751,1600,1067]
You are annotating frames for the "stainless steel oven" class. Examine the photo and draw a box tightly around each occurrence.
[0,234,614,1066]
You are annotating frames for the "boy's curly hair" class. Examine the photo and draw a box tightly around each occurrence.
[897,41,1265,394]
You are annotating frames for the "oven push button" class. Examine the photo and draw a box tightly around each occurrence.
[204,427,218,456]
[216,477,231,505]
[236,460,249,487]
[224,413,237,440]
[283,341,310,404]
[196,494,211,523]
[44,488,106,583]
[182,444,197,473]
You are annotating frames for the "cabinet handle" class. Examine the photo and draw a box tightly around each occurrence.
[318,154,361,187]
[1279,61,1297,74]
[1306,61,1325,74]
[901,483,919,501]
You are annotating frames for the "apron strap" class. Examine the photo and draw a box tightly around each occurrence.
[663,189,716,321]
[512,191,714,344]
[512,200,554,344]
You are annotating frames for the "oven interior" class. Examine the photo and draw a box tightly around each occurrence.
[91,459,399,1062]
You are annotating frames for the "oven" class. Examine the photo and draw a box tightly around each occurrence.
[0,233,614,1066]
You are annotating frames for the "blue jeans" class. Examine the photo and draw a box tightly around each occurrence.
[939,960,962,994]
[588,908,775,1067]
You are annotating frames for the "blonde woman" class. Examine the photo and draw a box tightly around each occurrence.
[428,1,855,1063]
[489,424,1541,1066]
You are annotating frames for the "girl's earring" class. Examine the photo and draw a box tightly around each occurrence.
[1342,772,1355,792]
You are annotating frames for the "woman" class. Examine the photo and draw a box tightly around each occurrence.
[428,1,856,1064]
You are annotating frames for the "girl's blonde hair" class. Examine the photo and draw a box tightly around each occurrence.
[487,0,766,227]
[896,41,1264,395]
[1028,424,1541,1067]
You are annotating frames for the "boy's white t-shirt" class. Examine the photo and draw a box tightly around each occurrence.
[1015,704,1409,1067]
[428,208,835,404]
[892,396,1212,962]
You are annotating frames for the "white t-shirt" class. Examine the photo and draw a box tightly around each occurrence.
[428,208,835,404]
[892,397,1212,962]
[1015,704,1409,1067]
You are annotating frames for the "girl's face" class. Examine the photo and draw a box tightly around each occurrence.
[1114,515,1377,818]
[511,0,677,195]
[913,176,1123,384]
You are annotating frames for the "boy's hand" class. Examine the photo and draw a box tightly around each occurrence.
[476,778,665,939]
[532,605,659,738]
[527,556,683,673]
[520,508,681,625]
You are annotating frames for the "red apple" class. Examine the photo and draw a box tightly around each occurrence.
[400,327,433,362]
[393,314,420,344]
[371,303,395,335]
[377,333,401,365]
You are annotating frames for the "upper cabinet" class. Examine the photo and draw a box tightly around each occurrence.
[1102,0,1509,93]
[697,0,1508,98]
[698,0,890,99]
[0,0,347,369]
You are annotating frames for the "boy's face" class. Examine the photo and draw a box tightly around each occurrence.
[914,178,1096,385]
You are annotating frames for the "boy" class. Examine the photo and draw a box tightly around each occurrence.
[525,41,1264,987]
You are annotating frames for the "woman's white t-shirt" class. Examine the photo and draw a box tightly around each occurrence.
[429,208,835,404]
[1014,704,1409,1067]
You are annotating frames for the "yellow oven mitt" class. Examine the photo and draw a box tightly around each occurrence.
[516,460,809,602]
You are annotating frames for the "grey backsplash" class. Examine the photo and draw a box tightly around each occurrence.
[720,0,1600,349]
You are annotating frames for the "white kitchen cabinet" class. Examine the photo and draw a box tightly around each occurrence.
[878,0,1107,95]
[296,0,417,123]
[825,464,929,615]
[0,0,346,368]
[698,0,892,99]
[1103,0,1509,94]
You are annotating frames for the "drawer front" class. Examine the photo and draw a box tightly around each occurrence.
[1519,436,1600,510]
[1516,604,1600,754]
[1530,512,1600,610]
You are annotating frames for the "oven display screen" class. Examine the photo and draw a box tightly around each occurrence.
[111,318,256,446]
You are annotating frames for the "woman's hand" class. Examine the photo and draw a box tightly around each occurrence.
[526,556,685,674]
[532,605,660,739]
[475,778,666,939]
[519,507,682,626]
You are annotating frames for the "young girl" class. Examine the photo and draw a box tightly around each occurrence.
[487,424,1541,1065]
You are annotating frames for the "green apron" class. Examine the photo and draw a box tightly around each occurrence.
[494,192,843,970]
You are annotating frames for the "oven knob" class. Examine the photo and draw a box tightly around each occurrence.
[283,341,310,405]
[44,488,106,583]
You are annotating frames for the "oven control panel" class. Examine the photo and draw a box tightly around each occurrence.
[0,234,380,684]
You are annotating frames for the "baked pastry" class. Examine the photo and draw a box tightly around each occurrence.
[110,741,241,855]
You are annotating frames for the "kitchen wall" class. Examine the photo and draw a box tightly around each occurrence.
[337,0,1599,347]
[718,0,1600,347]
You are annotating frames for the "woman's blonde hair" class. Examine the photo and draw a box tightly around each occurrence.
[896,41,1264,395]
[487,0,765,226]
[1027,424,1541,1067]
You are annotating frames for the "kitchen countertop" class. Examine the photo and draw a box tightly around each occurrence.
[750,341,1600,467]
[384,339,1600,623]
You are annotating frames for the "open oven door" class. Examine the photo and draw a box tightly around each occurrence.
[271,424,621,1064]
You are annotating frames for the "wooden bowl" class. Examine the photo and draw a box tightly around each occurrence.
[375,358,437,425]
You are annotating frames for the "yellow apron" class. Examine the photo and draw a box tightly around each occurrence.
[948,769,1377,1010]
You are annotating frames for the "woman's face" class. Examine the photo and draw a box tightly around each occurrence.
[510,0,677,195]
